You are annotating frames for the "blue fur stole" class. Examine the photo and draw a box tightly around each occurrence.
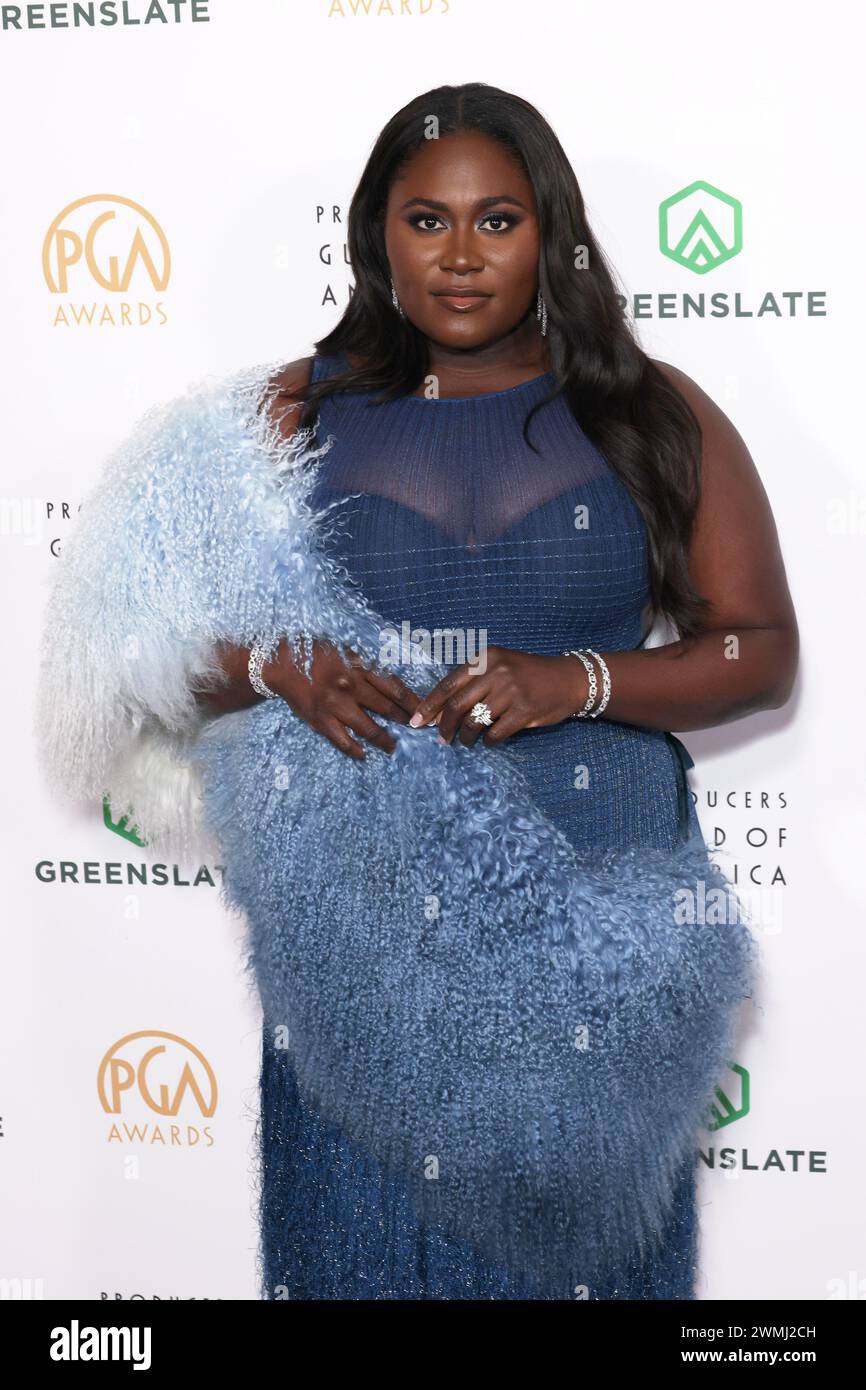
[35,361,758,1289]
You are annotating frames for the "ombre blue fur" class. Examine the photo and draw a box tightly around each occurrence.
[35,362,758,1293]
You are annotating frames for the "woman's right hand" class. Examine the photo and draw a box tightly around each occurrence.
[192,361,422,756]
[263,637,422,759]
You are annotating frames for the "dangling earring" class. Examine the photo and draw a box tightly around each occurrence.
[536,289,548,337]
[391,277,405,319]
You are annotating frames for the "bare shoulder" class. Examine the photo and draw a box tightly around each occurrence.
[651,358,749,456]
[650,358,775,526]
[651,362,797,640]
[259,355,316,442]
[650,358,756,478]
[267,356,315,396]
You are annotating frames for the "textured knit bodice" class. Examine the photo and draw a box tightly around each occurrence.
[304,350,696,851]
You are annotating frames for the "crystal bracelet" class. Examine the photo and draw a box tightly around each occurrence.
[248,638,280,699]
[584,648,611,718]
[562,648,598,718]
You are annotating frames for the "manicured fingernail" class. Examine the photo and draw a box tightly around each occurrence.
[409,713,424,727]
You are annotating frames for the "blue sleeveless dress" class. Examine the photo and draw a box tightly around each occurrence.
[259,350,703,1300]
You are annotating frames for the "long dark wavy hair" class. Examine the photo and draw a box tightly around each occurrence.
[282,82,711,640]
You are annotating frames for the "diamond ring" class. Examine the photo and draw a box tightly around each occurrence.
[469,701,494,727]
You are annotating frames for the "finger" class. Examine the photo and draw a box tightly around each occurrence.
[338,704,399,754]
[322,653,404,745]
[475,704,529,747]
[359,689,414,725]
[364,667,422,717]
[334,649,420,721]
[409,665,475,728]
[318,716,368,760]
[435,679,495,744]
[456,691,508,747]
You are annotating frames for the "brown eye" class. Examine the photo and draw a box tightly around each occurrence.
[480,213,516,232]
[409,214,446,232]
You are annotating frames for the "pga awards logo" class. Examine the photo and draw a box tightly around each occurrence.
[42,193,170,328]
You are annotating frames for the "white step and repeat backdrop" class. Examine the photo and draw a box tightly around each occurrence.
[2,0,863,1301]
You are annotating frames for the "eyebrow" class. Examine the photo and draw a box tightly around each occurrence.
[398,195,528,212]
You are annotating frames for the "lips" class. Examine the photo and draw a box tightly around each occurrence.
[432,289,492,313]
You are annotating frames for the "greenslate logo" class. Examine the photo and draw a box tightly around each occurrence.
[703,1061,750,1130]
[103,794,147,847]
[659,180,743,274]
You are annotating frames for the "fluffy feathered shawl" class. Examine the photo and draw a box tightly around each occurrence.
[35,360,758,1290]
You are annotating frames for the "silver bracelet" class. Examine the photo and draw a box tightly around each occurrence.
[584,648,611,718]
[562,649,597,718]
[248,638,280,699]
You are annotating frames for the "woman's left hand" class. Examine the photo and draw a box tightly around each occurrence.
[407,647,589,745]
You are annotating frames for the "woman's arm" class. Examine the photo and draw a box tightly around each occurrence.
[409,362,799,742]
[576,361,799,732]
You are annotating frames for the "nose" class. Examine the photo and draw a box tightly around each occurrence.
[439,221,483,275]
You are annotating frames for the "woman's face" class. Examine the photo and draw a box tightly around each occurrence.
[383,130,540,351]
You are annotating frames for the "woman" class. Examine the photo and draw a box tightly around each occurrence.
[36,83,796,1300]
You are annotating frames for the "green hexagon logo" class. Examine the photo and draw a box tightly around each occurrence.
[659,179,743,274]
[702,1061,750,1131]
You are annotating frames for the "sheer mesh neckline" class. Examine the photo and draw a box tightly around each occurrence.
[310,354,627,551]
